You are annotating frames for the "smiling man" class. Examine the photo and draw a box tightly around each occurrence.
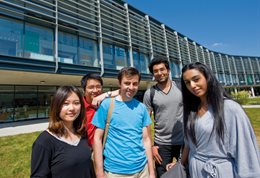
[143,57,184,177]
[81,73,119,147]
[92,67,155,178]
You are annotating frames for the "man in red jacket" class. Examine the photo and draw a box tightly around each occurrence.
[81,73,119,147]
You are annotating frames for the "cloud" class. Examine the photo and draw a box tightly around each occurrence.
[212,42,223,47]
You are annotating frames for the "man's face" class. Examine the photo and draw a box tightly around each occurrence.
[85,79,103,101]
[119,75,139,101]
[152,63,170,84]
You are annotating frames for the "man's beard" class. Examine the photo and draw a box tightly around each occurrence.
[156,76,168,84]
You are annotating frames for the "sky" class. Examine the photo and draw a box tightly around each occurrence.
[124,0,260,57]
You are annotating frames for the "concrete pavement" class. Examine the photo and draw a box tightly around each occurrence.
[0,119,48,137]
[242,105,260,108]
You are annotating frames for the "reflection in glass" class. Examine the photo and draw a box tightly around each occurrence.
[0,86,15,122]
[79,37,99,67]
[0,17,23,57]
[170,60,181,78]
[114,46,128,70]
[133,51,149,74]
[58,31,78,64]
[103,43,115,69]
[24,23,54,61]
[14,86,38,121]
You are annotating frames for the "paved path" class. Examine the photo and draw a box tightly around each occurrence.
[0,119,48,137]
[242,105,260,108]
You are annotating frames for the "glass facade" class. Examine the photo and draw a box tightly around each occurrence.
[0,17,23,57]
[0,86,56,122]
[0,0,260,123]
[133,51,149,74]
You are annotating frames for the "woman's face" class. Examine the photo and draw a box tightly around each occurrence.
[59,92,81,124]
[183,69,208,99]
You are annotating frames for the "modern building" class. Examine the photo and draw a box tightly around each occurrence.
[0,0,259,123]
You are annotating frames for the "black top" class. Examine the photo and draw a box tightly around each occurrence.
[31,131,91,178]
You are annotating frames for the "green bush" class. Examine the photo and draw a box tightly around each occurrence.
[231,90,249,105]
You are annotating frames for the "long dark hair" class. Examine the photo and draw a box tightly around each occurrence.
[181,62,230,145]
[48,86,85,137]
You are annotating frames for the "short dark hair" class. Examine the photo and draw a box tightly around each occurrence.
[81,73,103,90]
[148,57,170,74]
[118,67,141,83]
[48,85,85,137]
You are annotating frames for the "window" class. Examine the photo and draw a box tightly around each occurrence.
[38,86,56,119]
[103,43,115,69]
[133,51,149,74]
[0,86,15,122]
[24,23,54,61]
[58,31,78,64]
[170,60,181,78]
[14,86,38,121]
[114,46,128,70]
[0,17,23,57]
[79,37,99,67]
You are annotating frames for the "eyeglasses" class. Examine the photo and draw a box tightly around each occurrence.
[86,85,102,90]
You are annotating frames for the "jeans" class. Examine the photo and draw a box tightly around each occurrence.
[154,144,182,178]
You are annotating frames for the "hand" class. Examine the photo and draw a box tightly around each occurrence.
[96,171,106,178]
[96,175,106,178]
[166,162,175,171]
[92,93,106,108]
[152,146,162,164]
[149,174,156,178]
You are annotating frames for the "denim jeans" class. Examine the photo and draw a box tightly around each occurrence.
[154,144,182,178]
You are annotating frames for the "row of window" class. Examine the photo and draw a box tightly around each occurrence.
[0,85,145,123]
[0,16,182,77]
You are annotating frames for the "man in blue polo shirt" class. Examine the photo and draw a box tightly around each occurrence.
[92,67,155,178]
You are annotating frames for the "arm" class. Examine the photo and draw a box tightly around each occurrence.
[226,101,260,177]
[143,90,162,164]
[166,144,189,171]
[143,126,156,178]
[180,144,189,165]
[92,89,119,108]
[31,141,51,177]
[93,128,105,178]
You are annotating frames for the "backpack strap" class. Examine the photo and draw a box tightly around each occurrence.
[150,85,156,116]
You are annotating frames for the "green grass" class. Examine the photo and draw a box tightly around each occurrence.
[0,108,259,177]
[247,97,260,105]
[0,131,40,178]
[245,108,260,135]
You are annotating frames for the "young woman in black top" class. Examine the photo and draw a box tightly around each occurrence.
[31,86,92,178]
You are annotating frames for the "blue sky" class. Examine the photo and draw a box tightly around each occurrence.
[125,0,260,57]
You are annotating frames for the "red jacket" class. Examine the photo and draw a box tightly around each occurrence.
[83,97,96,147]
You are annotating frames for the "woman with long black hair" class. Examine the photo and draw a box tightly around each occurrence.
[175,62,260,177]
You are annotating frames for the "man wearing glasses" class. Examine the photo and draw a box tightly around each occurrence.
[81,73,119,147]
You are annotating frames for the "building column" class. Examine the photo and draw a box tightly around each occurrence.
[54,0,59,73]
[161,24,172,79]
[250,86,255,97]
[184,37,191,63]
[97,0,104,76]
[124,3,133,67]
[145,15,154,60]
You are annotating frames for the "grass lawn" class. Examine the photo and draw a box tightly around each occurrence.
[0,131,40,178]
[0,108,259,178]
[245,108,260,143]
